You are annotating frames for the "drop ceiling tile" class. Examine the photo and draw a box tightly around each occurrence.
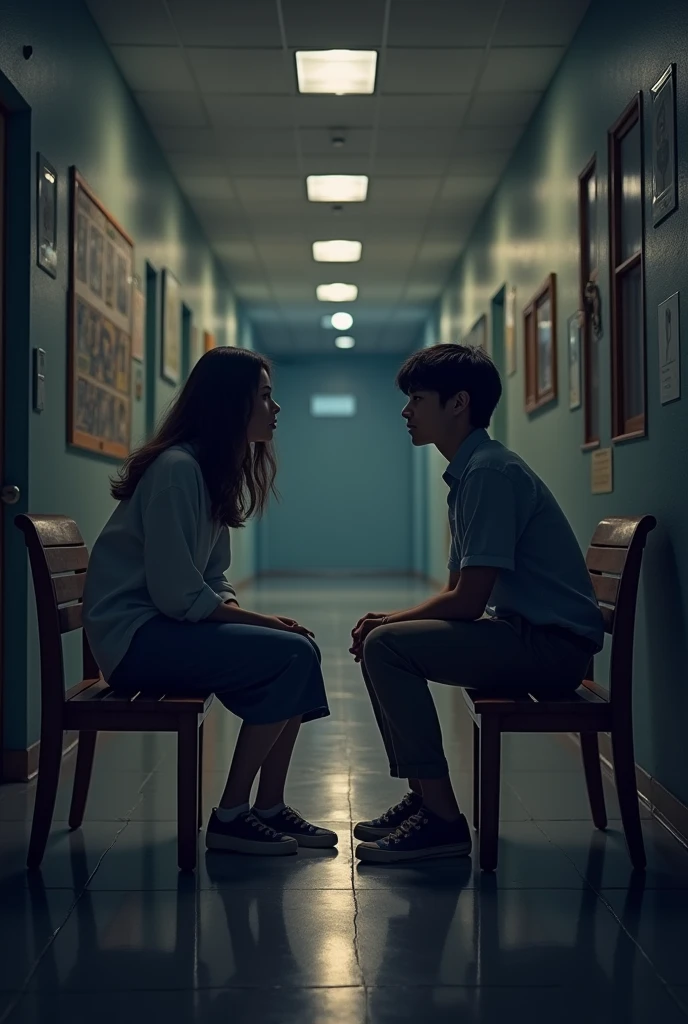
[447,151,512,176]
[479,47,566,92]
[281,0,387,47]
[469,91,542,126]
[388,0,502,46]
[403,282,442,302]
[493,0,591,46]
[299,128,374,157]
[232,282,274,302]
[111,46,196,91]
[154,126,217,153]
[166,152,228,176]
[368,178,441,203]
[371,156,450,175]
[135,91,209,127]
[377,94,470,127]
[85,0,176,45]
[454,124,523,153]
[225,157,302,176]
[438,175,500,202]
[376,128,456,157]
[175,174,235,200]
[213,240,258,264]
[188,48,291,93]
[167,0,282,46]
[232,178,305,203]
[381,49,483,94]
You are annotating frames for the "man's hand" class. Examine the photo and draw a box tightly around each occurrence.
[349,615,389,663]
[351,610,390,635]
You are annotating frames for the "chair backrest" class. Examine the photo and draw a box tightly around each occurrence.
[15,514,100,721]
[586,515,656,711]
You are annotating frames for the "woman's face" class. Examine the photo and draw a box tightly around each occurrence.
[247,368,280,443]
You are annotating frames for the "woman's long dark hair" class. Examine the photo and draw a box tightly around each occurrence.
[111,347,277,527]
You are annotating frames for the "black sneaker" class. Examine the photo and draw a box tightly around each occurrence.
[205,809,298,856]
[254,806,338,849]
[355,806,472,864]
[354,790,424,842]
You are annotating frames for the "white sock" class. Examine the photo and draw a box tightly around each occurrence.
[215,802,250,823]
[253,801,286,818]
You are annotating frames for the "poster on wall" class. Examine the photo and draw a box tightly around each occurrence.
[69,169,132,459]
[658,291,680,404]
[162,269,181,385]
[505,286,517,375]
[568,312,582,410]
[131,283,145,362]
[651,64,678,227]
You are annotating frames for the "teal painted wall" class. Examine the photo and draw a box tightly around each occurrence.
[258,356,412,574]
[432,0,688,803]
[0,0,245,751]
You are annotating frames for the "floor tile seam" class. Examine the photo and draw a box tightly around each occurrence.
[346,761,367,995]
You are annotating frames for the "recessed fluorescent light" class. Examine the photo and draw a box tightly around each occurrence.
[295,50,378,95]
[316,283,358,302]
[306,175,369,203]
[331,311,354,330]
[335,336,355,349]
[312,240,362,263]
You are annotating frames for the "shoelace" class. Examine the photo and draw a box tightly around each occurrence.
[386,809,428,845]
[283,806,317,833]
[246,813,280,839]
[378,792,416,825]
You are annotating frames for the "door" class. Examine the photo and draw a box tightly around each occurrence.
[0,106,6,770]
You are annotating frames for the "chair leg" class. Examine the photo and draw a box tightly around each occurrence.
[197,720,204,831]
[580,732,607,830]
[611,724,646,871]
[478,719,501,872]
[68,731,98,830]
[27,729,64,870]
[472,721,480,832]
[177,717,199,872]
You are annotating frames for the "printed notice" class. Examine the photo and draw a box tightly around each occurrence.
[658,291,681,405]
[591,448,613,494]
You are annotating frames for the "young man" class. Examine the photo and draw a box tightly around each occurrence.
[350,344,604,865]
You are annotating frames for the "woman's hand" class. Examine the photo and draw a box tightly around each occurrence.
[270,615,315,639]
[349,615,389,663]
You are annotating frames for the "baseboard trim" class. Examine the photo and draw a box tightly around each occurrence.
[568,732,688,849]
[255,569,431,579]
[1,731,79,783]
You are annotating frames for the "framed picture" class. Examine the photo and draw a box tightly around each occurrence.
[190,324,204,368]
[523,273,557,413]
[131,282,145,362]
[68,169,133,458]
[465,314,487,351]
[203,330,216,353]
[658,291,680,404]
[162,269,181,385]
[568,312,582,410]
[651,64,678,227]
[37,154,57,278]
[505,286,517,375]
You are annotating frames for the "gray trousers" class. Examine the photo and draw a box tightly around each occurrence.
[361,616,595,780]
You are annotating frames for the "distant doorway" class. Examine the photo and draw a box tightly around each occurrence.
[490,286,507,444]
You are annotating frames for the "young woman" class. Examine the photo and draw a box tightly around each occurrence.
[83,347,335,856]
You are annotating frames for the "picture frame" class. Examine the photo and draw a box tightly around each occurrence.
[568,311,582,411]
[68,169,133,459]
[505,286,517,375]
[131,281,145,362]
[37,154,57,278]
[162,269,182,385]
[523,273,557,414]
[658,290,680,405]
[465,314,487,351]
[651,63,678,227]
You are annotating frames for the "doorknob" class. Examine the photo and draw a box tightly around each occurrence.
[1,484,21,505]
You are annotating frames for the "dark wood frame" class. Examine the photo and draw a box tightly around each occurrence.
[651,63,678,227]
[609,94,647,442]
[523,273,557,413]
[15,514,212,872]
[36,153,57,278]
[161,267,181,386]
[68,168,133,459]
[466,515,656,872]
[579,154,600,448]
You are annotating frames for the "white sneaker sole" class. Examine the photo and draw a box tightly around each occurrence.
[355,840,472,864]
[206,832,298,856]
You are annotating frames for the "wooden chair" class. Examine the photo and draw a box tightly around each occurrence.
[466,515,656,873]
[15,514,213,872]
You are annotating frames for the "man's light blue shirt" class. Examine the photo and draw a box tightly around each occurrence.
[444,428,604,648]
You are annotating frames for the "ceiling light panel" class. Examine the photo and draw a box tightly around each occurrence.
[335,336,356,349]
[331,312,354,330]
[295,50,378,95]
[312,240,362,262]
[316,283,359,302]
[306,175,369,202]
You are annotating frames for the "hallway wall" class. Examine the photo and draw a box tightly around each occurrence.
[434,0,688,804]
[258,356,412,574]
[0,0,243,755]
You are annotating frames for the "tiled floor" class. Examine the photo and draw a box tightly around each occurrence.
[2,578,688,1023]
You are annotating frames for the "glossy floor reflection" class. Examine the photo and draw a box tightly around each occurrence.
[2,578,688,1023]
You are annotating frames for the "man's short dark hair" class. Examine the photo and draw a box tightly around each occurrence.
[396,344,502,429]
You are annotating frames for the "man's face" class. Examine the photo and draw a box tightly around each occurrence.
[401,389,457,446]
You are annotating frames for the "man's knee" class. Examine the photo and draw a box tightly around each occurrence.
[362,623,395,667]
